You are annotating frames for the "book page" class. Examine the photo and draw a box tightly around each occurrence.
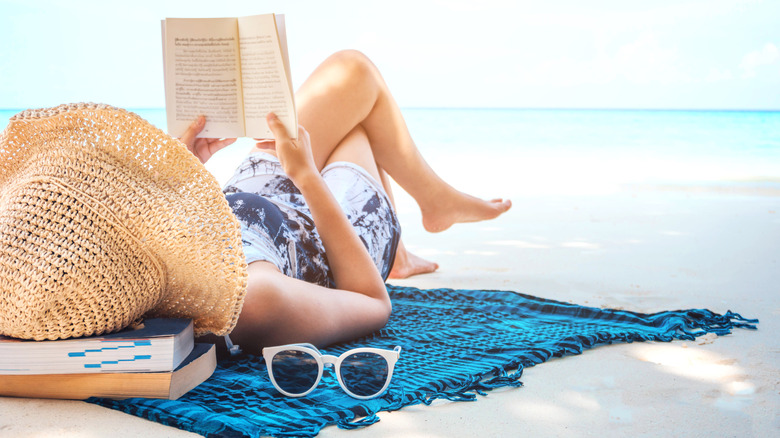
[237,14,297,139]
[275,15,295,114]
[163,17,245,138]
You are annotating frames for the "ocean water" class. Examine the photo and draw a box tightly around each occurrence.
[2,108,778,196]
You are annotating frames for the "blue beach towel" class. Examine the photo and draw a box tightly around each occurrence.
[89,285,757,437]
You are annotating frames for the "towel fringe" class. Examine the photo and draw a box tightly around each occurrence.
[333,367,526,431]
[336,413,381,430]
[332,308,759,432]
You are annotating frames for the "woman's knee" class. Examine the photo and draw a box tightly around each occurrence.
[326,49,380,88]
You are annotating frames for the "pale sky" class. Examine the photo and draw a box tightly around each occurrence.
[0,0,778,110]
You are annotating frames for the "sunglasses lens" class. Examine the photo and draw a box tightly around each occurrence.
[271,350,319,395]
[339,352,390,398]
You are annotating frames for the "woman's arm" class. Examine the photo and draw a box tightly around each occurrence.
[265,113,388,301]
[231,262,390,349]
[228,114,391,350]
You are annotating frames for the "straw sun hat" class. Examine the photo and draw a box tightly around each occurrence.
[0,103,247,340]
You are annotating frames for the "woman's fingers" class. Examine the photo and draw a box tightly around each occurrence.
[298,126,310,146]
[266,112,291,143]
[180,115,205,148]
[266,113,317,183]
[206,137,237,156]
[177,116,236,163]
[255,139,276,150]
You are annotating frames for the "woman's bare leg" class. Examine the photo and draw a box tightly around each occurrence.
[320,124,438,278]
[376,169,439,278]
[291,50,511,233]
[388,239,439,279]
[319,120,439,278]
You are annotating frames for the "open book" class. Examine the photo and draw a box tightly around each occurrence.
[162,14,296,139]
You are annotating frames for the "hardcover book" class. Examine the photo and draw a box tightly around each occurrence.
[0,343,216,400]
[0,318,194,375]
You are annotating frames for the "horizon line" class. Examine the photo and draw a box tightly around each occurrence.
[1,106,779,113]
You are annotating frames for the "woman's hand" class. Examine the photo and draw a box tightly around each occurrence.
[265,113,319,187]
[179,116,237,164]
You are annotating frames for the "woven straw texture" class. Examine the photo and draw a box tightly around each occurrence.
[0,103,247,340]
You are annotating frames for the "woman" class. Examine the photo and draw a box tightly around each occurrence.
[180,50,511,352]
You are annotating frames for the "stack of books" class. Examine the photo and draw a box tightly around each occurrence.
[0,318,216,400]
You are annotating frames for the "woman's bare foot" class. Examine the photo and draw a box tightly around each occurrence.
[388,241,439,279]
[421,191,512,233]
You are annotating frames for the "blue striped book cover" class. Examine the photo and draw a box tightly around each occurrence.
[0,318,193,375]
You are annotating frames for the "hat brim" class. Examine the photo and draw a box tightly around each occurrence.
[0,103,247,340]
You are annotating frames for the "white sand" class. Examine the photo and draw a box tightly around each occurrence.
[1,186,778,437]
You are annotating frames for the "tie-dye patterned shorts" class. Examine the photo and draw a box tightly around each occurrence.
[223,152,400,287]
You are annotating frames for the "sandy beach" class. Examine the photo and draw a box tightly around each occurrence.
[1,179,777,437]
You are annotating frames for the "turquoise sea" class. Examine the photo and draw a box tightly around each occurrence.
[2,108,778,196]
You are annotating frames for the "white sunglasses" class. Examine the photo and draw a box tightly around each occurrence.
[262,343,402,399]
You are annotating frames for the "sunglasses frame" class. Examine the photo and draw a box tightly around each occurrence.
[262,343,402,399]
